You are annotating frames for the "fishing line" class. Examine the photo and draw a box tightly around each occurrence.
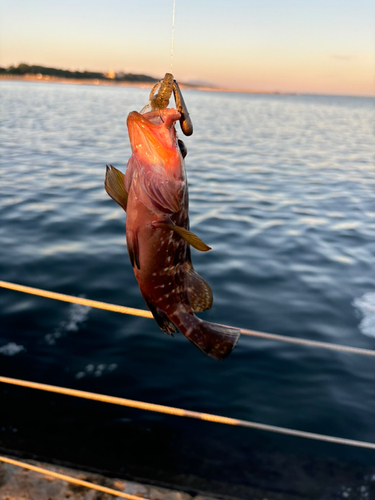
[170,0,176,72]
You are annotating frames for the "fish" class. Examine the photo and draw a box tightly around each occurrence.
[105,84,240,360]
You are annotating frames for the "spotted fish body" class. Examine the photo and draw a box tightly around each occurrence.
[105,108,240,360]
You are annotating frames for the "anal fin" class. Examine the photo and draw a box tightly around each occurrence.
[186,265,213,312]
[105,164,128,212]
[143,296,178,335]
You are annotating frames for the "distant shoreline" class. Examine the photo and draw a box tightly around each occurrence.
[1,74,373,98]
[0,73,279,94]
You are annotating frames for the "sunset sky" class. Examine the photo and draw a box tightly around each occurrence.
[1,0,374,96]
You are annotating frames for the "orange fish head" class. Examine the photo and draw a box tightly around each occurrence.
[127,109,182,168]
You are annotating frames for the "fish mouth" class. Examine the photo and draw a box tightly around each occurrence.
[127,109,182,166]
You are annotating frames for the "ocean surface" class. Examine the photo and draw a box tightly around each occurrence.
[0,80,375,497]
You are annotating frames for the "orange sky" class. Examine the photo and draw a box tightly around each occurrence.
[1,0,374,96]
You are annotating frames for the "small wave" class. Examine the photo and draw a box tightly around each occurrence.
[0,342,26,356]
[353,292,375,338]
[45,300,90,345]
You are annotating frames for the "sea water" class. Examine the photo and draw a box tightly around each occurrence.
[0,80,374,496]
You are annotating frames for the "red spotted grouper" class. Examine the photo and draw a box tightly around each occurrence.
[105,105,240,360]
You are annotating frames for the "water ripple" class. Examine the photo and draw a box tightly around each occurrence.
[0,82,374,470]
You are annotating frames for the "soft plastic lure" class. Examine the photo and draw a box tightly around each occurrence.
[141,73,193,137]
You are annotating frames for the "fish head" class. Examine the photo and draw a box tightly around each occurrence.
[127,108,183,169]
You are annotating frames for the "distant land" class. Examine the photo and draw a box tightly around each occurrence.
[0,63,279,94]
[0,63,159,83]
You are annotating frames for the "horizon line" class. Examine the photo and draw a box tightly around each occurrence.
[1,74,374,99]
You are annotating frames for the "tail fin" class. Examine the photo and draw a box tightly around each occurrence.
[181,317,240,360]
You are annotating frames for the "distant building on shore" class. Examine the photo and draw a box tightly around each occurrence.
[106,70,116,79]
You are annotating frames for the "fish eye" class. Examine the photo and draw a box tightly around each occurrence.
[178,139,187,158]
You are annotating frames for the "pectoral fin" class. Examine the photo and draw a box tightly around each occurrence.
[105,164,128,212]
[153,220,211,252]
[127,229,140,269]
[171,225,211,252]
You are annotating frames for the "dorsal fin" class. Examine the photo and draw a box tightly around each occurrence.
[105,164,128,212]
[186,264,213,313]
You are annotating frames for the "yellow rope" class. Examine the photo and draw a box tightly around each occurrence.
[1,376,375,449]
[0,280,152,318]
[1,279,375,357]
[0,455,147,499]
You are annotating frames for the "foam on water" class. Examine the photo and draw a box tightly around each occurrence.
[353,292,375,338]
[75,363,118,379]
[0,343,26,356]
[45,300,90,345]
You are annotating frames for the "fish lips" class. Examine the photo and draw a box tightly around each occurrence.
[127,109,182,166]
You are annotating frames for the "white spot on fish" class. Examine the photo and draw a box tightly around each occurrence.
[152,272,157,276]
[167,256,171,262]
